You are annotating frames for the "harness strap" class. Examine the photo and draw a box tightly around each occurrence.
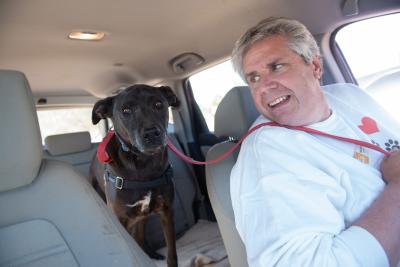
[105,164,173,190]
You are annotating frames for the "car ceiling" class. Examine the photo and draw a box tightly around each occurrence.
[0,0,398,98]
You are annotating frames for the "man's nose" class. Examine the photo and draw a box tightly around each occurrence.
[257,74,276,91]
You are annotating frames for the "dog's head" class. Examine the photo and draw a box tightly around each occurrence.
[92,84,180,155]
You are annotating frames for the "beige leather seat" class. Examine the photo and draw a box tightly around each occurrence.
[0,70,156,267]
[206,86,259,267]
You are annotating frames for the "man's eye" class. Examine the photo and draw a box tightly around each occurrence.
[154,101,163,110]
[248,75,260,84]
[271,63,283,71]
[122,107,131,114]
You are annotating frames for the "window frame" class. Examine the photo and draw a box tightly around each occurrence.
[331,12,400,86]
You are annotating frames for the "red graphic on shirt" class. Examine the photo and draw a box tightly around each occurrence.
[358,117,379,134]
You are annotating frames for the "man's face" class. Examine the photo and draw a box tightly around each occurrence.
[242,35,329,126]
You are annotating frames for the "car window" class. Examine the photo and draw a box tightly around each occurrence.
[335,13,400,121]
[37,107,106,144]
[189,60,246,131]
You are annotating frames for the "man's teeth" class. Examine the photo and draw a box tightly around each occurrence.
[268,96,288,107]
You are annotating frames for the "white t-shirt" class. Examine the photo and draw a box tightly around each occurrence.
[230,83,400,267]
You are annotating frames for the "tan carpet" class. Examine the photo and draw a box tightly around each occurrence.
[153,220,229,267]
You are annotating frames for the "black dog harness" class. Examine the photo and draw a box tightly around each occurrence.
[105,164,173,190]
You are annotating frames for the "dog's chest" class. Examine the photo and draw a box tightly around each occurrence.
[126,191,152,212]
[113,189,166,217]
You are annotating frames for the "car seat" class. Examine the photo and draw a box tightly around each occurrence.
[205,86,259,267]
[0,70,156,267]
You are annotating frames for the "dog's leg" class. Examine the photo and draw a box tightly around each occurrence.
[131,219,165,260]
[91,177,107,201]
[160,207,178,267]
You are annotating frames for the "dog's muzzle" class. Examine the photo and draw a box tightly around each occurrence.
[142,126,163,144]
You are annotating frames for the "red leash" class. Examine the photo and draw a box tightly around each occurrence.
[167,122,390,165]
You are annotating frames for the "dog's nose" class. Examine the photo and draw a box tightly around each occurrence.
[143,126,162,142]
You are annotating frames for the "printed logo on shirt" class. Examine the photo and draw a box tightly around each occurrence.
[385,139,400,152]
[354,146,369,164]
[358,117,400,153]
[358,117,379,135]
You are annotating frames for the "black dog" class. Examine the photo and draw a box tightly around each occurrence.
[90,84,180,267]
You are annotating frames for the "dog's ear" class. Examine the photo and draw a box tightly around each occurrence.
[160,86,180,108]
[92,96,114,125]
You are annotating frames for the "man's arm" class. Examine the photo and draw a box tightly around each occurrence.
[232,128,389,267]
[355,150,400,267]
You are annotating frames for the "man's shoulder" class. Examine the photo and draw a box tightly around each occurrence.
[322,83,363,99]
[322,83,378,112]
[247,116,316,149]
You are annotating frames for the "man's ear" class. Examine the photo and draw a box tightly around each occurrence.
[92,96,114,125]
[160,86,180,108]
[311,56,323,81]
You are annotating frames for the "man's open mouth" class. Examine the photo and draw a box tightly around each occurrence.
[268,95,290,108]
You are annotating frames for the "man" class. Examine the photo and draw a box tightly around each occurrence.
[230,17,400,267]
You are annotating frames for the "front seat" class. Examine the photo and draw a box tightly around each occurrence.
[0,70,156,267]
[205,86,259,267]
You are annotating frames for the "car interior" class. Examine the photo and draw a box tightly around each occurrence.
[0,0,399,266]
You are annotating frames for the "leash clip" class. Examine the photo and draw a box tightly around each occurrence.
[115,176,124,189]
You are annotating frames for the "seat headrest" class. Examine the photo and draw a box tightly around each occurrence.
[214,86,259,140]
[45,132,92,156]
[0,70,42,192]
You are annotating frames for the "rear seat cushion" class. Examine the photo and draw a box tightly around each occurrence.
[0,220,78,267]
[0,159,156,267]
[45,132,92,156]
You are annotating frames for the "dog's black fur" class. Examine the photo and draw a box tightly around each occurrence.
[90,84,180,267]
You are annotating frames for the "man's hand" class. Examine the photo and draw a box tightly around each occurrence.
[353,149,400,266]
[380,149,400,184]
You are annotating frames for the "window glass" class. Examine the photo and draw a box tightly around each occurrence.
[37,107,106,144]
[168,109,174,125]
[335,13,400,121]
[189,60,246,131]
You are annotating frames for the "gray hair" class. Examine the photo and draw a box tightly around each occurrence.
[232,17,321,81]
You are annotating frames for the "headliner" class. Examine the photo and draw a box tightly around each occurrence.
[0,0,397,97]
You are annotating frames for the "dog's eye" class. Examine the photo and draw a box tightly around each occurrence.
[154,101,163,110]
[122,107,132,114]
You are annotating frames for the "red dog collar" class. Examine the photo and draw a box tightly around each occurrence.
[97,130,115,163]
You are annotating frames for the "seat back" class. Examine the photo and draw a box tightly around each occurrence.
[44,131,98,179]
[205,86,259,267]
[0,70,156,267]
[0,70,42,192]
